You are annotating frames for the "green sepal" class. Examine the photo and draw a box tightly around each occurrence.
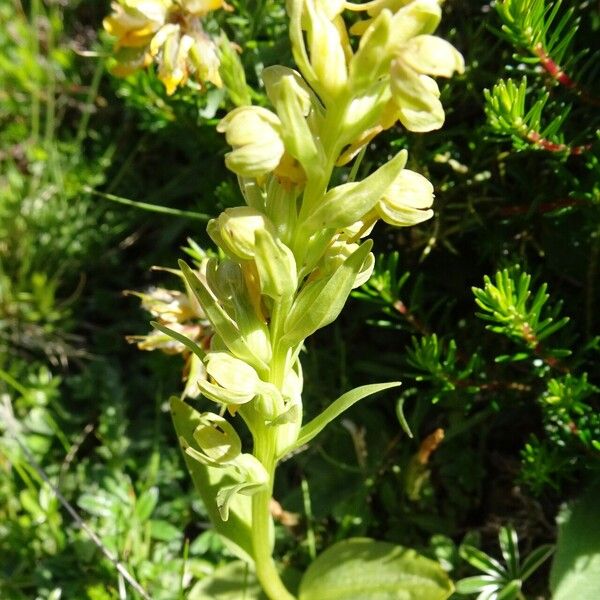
[282,381,401,455]
[254,229,297,300]
[349,10,393,92]
[262,66,321,173]
[170,396,255,562]
[303,150,407,231]
[282,240,373,346]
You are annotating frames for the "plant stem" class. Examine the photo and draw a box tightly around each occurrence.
[30,0,41,144]
[252,429,296,600]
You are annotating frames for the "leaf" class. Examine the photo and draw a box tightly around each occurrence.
[150,519,183,542]
[135,487,158,522]
[189,561,265,600]
[459,545,506,577]
[519,544,554,581]
[77,491,116,518]
[298,538,454,600]
[178,261,267,371]
[498,526,519,576]
[170,397,255,562]
[455,575,498,594]
[496,579,521,600]
[284,382,401,455]
[303,151,407,231]
[550,481,600,600]
[396,396,414,438]
[150,321,206,361]
[282,241,373,346]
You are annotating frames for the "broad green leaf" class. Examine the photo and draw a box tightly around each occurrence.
[170,397,254,562]
[189,561,264,600]
[550,481,600,600]
[298,538,454,600]
[135,486,158,522]
[284,382,401,455]
[150,519,183,542]
[77,491,116,518]
[282,241,372,346]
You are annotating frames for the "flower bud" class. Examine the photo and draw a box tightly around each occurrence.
[390,58,444,132]
[316,240,375,289]
[376,169,434,226]
[216,34,251,106]
[198,352,260,405]
[304,0,348,99]
[207,207,276,261]
[217,107,285,178]
[254,230,298,300]
[402,35,465,78]
[193,412,242,464]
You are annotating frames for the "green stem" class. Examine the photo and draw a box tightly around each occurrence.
[75,58,104,146]
[252,430,296,600]
[30,0,41,144]
[84,188,211,221]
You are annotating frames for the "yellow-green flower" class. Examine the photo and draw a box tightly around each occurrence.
[390,34,464,131]
[104,0,225,94]
[375,168,435,226]
[217,107,286,178]
[345,0,464,132]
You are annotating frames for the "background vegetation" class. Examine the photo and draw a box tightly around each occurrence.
[1,0,598,598]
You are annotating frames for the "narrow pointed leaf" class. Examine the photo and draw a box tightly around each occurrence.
[455,575,498,594]
[498,526,520,576]
[460,545,507,577]
[150,321,206,360]
[303,151,407,231]
[496,579,521,600]
[284,382,401,454]
[520,544,554,581]
[283,241,372,345]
